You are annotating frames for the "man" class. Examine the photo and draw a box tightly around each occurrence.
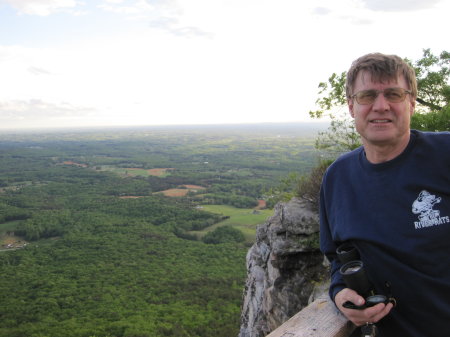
[319,53,450,336]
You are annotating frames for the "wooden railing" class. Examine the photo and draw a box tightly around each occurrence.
[265,294,355,337]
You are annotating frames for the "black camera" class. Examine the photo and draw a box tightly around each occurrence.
[336,242,391,310]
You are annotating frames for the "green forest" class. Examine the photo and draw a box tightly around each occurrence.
[0,123,324,337]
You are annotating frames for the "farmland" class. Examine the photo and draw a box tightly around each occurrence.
[98,166,175,177]
[0,123,325,337]
[194,204,273,242]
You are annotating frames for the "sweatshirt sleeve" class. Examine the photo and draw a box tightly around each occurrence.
[319,179,346,302]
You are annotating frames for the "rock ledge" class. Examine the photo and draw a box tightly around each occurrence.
[238,198,327,337]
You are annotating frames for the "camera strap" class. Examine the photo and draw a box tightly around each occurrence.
[361,323,377,337]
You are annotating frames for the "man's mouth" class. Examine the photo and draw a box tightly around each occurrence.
[370,119,391,123]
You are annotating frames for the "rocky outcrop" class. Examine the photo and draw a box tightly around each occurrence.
[238,198,327,337]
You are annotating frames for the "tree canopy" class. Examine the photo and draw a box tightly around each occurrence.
[0,126,321,337]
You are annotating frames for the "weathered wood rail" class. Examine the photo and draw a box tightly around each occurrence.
[265,294,355,337]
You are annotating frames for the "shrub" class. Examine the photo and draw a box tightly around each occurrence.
[295,160,333,212]
[202,226,245,244]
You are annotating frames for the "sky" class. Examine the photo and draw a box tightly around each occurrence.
[0,0,448,130]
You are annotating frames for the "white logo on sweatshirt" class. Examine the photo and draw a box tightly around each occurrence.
[412,190,449,229]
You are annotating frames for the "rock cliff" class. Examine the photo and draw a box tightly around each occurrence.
[238,198,327,337]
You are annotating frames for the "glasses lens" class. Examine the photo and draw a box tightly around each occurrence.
[384,88,406,103]
[354,88,409,105]
[355,90,377,104]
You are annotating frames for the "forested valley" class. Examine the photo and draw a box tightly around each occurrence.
[0,123,325,337]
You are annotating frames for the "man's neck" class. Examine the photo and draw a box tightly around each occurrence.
[363,133,411,164]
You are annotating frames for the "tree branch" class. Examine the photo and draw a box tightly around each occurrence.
[416,97,442,111]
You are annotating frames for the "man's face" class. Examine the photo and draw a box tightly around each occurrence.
[348,71,415,149]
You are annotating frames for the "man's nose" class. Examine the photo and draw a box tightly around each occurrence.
[372,92,390,111]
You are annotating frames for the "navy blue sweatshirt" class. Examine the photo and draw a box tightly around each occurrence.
[320,130,450,337]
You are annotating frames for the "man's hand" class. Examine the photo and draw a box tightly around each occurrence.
[335,288,394,326]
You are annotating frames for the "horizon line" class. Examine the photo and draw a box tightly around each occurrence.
[0,121,330,134]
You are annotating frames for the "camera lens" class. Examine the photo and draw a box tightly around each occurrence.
[366,295,388,307]
[336,242,360,264]
[340,260,373,298]
[341,264,361,275]
[340,261,363,275]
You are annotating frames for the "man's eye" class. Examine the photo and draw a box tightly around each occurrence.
[359,91,376,99]
[386,90,402,98]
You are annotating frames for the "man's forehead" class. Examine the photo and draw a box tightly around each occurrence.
[356,70,402,86]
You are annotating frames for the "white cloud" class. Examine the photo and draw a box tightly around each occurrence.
[28,66,52,76]
[148,18,213,38]
[312,7,332,15]
[0,99,96,129]
[4,0,78,16]
[98,0,152,15]
[339,14,373,25]
[95,0,213,37]
[0,99,92,116]
[360,0,443,12]
[104,0,126,4]
[3,0,214,38]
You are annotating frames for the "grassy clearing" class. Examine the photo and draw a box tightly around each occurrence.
[195,205,273,243]
[158,188,190,197]
[99,167,174,177]
[0,221,28,250]
[156,185,206,197]
[0,220,24,232]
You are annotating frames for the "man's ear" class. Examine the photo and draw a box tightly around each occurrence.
[409,97,416,116]
[348,98,355,118]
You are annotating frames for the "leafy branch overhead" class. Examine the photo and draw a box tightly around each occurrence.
[411,49,450,111]
[309,71,347,119]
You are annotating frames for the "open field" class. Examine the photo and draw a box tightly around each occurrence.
[99,166,175,177]
[0,220,24,232]
[0,233,28,251]
[194,204,273,243]
[158,188,190,197]
[157,184,207,197]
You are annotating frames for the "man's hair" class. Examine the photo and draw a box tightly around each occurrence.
[345,53,417,100]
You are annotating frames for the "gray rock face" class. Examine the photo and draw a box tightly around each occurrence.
[238,198,327,337]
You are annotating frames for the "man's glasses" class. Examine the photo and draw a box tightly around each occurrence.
[351,88,412,105]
